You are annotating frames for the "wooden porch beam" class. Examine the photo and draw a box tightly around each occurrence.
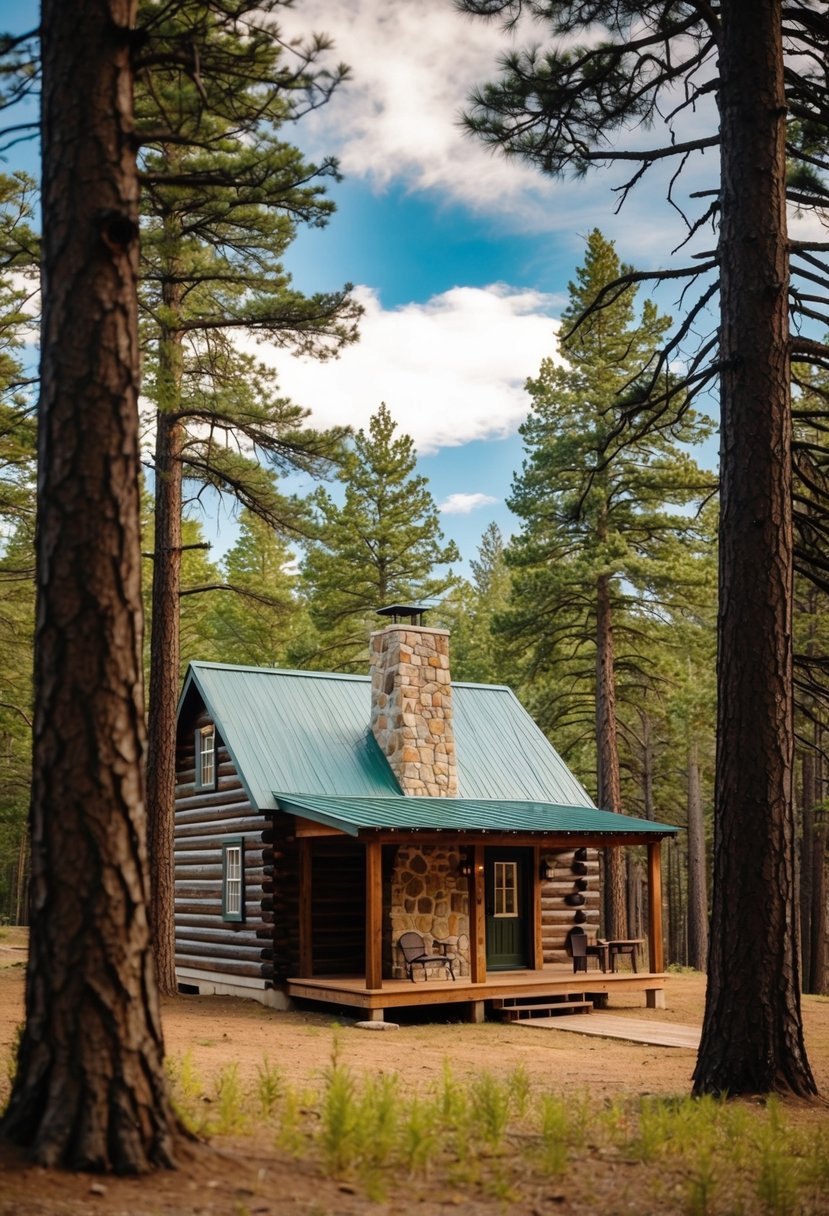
[647,839,664,973]
[469,844,486,984]
[362,831,673,849]
[295,816,348,838]
[298,838,313,978]
[365,839,383,990]
[532,845,544,970]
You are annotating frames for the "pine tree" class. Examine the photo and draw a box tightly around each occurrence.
[1,0,179,1168]
[301,403,459,671]
[459,0,822,1101]
[209,510,305,667]
[134,0,359,991]
[438,522,512,685]
[503,230,712,937]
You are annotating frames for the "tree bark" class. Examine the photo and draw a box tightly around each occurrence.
[595,572,627,938]
[686,737,708,972]
[145,225,185,997]
[694,0,816,1097]
[0,0,180,1168]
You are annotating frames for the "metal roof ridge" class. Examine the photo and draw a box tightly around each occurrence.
[186,660,370,683]
[185,659,514,692]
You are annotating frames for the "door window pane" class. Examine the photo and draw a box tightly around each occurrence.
[494,861,518,917]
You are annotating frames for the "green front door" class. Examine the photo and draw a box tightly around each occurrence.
[485,848,529,970]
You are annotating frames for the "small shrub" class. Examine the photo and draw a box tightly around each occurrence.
[256,1057,282,1118]
[470,1071,511,1150]
[214,1063,247,1135]
[400,1096,438,1175]
[538,1094,569,1176]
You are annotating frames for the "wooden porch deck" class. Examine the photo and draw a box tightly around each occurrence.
[287,967,668,1015]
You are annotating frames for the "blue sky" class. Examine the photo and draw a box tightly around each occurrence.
[2,0,747,573]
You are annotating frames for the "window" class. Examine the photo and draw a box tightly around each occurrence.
[493,861,518,917]
[195,725,216,790]
[222,838,243,922]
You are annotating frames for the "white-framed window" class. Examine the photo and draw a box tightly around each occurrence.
[222,839,243,922]
[493,861,518,917]
[196,724,216,790]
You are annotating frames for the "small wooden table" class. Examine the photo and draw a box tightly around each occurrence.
[585,939,610,971]
[604,938,645,972]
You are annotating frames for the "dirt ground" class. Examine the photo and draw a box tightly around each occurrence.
[1,927,828,1215]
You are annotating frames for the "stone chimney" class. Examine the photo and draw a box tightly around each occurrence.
[370,606,458,796]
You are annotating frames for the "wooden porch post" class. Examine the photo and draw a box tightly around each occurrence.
[298,838,313,978]
[647,839,665,973]
[365,839,383,990]
[532,845,544,970]
[469,843,486,983]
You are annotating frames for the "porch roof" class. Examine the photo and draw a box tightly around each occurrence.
[273,792,679,839]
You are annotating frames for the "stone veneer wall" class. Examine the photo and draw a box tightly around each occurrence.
[390,844,470,978]
[370,624,458,796]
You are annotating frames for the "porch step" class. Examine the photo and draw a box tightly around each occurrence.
[493,995,593,1020]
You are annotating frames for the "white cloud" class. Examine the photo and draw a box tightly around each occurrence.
[439,492,498,515]
[247,283,561,454]
[280,0,722,253]
[281,0,559,227]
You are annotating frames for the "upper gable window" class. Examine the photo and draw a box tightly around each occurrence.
[195,724,216,790]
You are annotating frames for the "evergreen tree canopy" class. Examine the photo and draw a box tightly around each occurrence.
[135,0,357,531]
[210,509,305,667]
[301,403,459,670]
[438,522,513,685]
[0,172,37,531]
[504,231,713,720]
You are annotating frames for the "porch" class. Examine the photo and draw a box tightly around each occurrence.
[286,965,669,1020]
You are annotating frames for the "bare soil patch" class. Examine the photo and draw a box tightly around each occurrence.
[1,929,827,1215]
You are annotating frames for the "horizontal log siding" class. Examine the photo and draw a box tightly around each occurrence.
[311,838,366,976]
[540,848,601,966]
[175,713,273,986]
[272,814,300,983]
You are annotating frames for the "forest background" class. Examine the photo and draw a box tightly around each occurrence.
[0,0,826,995]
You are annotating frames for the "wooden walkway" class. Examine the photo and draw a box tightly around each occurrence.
[516,1013,701,1049]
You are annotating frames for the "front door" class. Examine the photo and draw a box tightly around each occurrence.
[485,848,529,970]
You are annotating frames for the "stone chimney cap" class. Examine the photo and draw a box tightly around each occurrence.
[377,602,433,625]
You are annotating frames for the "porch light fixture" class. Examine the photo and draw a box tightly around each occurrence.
[540,856,557,881]
[457,852,474,879]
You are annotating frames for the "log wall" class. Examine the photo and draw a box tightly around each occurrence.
[175,710,274,987]
[540,847,601,965]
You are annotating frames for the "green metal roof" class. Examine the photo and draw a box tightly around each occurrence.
[178,661,596,814]
[274,793,678,838]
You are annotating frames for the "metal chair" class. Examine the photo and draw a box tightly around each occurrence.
[397,931,456,982]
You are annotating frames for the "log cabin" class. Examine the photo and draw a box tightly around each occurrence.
[174,606,678,1021]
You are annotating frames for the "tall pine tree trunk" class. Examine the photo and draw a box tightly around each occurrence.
[1,0,179,1168]
[595,572,626,938]
[694,0,816,1097]
[686,737,708,972]
[145,264,185,997]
